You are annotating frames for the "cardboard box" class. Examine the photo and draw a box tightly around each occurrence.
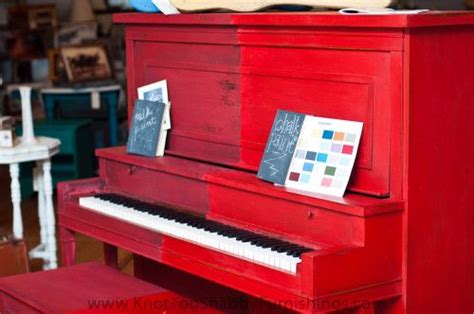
[0,129,16,147]
[0,234,29,277]
[0,116,14,129]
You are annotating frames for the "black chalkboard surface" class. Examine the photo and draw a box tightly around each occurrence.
[127,100,166,157]
[257,110,305,184]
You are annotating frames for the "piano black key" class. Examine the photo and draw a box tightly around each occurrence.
[234,233,253,240]
[250,236,274,245]
[203,222,223,232]
[239,235,264,243]
[274,245,300,253]
[251,238,282,247]
[217,230,240,238]
[286,247,308,257]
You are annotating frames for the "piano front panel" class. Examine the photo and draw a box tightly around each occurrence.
[125,24,403,197]
[239,46,396,197]
[208,181,365,247]
[98,154,210,215]
[130,27,242,166]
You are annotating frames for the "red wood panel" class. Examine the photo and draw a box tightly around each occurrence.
[113,12,474,29]
[208,182,366,247]
[133,257,255,314]
[100,158,210,215]
[96,147,404,218]
[0,293,39,314]
[0,262,166,313]
[404,26,474,314]
[205,171,404,217]
[239,46,395,196]
[123,22,402,196]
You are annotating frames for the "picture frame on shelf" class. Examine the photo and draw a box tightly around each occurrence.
[60,44,113,83]
[137,80,169,103]
[48,48,67,83]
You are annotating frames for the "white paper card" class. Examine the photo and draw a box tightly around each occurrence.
[91,91,101,110]
[138,80,171,130]
[339,8,429,14]
[284,116,363,197]
[151,0,181,15]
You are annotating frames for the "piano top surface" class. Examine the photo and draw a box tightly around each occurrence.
[113,11,474,29]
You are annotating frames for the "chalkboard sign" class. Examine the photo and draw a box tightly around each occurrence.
[127,100,166,157]
[257,110,305,184]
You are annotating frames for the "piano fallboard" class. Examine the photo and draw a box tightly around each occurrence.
[97,147,404,247]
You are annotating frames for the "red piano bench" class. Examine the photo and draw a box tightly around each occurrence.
[0,262,222,314]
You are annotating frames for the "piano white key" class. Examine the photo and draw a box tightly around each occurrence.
[79,196,303,274]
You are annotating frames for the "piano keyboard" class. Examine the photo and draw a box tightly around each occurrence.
[79,194,314,274]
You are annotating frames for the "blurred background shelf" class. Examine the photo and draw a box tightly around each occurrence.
[16,119,94,199]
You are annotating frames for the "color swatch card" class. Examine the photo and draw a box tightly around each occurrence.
[257,110,363,197]
[284,116,363,197]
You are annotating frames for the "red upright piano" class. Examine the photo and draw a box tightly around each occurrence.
[58,12,474,313]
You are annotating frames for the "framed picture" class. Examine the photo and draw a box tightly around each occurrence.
[48,48,66,82]
[60,44,113,82]
[138,80,171,130]
[138,80,169,103]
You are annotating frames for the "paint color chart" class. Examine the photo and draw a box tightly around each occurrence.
[284,116,363,197]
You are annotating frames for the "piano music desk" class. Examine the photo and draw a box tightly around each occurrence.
[58,12,473,314]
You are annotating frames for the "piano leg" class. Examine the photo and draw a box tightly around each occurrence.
[59,226,76,267]
[103,243,118,268]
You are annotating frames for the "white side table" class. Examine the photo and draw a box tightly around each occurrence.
[0,136,61,269]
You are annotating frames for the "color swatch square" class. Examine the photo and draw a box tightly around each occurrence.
[339,156,351,166]
[322,130,334,140]
[321,177,333,187]
[333,179,345,189]
[336,168,347,177]
[327,154,338,164]
[311,128,322,138]
[331,143,342,153]
[289,172,300,182]
[324,166,336,176]
[344,133,356,143]
[334,132,345,141]
[319,141,331,152]
[303,162,314,172]
[305,151,317,160]
[342,145,354,155]
[299,174,311,184]
[295,150,305,159]
[317,153,328,163]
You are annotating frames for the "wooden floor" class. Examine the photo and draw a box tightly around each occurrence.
[0,165,133,275]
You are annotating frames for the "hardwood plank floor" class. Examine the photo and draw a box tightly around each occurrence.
[0,165,133,275]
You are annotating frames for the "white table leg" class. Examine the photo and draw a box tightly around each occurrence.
[35,161,47,246]
[42,160,57,269]
[9,163,23,239]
